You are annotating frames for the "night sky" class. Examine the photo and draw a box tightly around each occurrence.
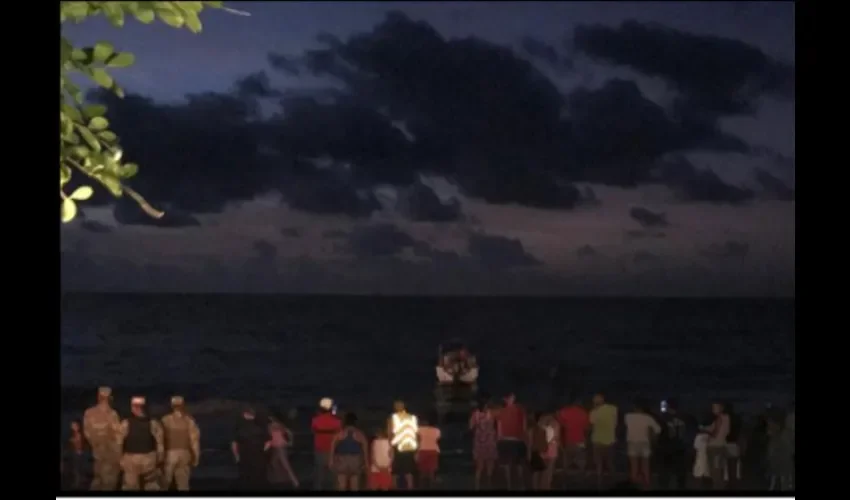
[59,1,795,296]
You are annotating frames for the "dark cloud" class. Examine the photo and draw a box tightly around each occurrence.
[232,71,282,100]
[396,182,463,222]
[633,250,661,264]
[564,79,747,187]
[267,53,300,76]
[573,20,794,118]
[73,13,777,229]
[655,155,754,204]
[625,230,666,240]
[754,168,795,201]
[281,170,382,217]
[281,227,303,238]
[629,207,668,228]
[322,229,349,239]
[468,234,540,269]
[252,239,278,260]
[79,219,112,234]
[520,36,559,65]
[702,240,750,258]
[579,186,601,207]
[342,224,416,258]
[520,36,573,72]
[576,244,599,258]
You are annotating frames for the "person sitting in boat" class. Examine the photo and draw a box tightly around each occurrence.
[457,349,470,373]
[442,353,457,377]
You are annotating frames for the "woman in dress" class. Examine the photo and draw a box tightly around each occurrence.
[266,416,299,489]
[469,401,498,490]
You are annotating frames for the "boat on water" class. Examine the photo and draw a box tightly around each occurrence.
[435,339,479,385]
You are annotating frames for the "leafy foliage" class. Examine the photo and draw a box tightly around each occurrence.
[60,1,231,223]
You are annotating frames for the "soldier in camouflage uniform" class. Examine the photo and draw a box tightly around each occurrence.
[119,396,164,491]
[83,386,122,490]
[161,395,201,491]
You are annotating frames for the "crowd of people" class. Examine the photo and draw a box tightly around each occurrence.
[60,386,795,491]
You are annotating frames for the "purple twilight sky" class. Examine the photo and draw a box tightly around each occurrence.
[60,1,795,296]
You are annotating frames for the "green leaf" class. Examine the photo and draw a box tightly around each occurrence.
[71,48,89,62]
[133,7,156,23]
[119,163,139,179]
[102,3,126,26]
[158,11,185,28]
[203,1,224,7]
[98,130,118,143]
[93,42,115,63]
[82,104,108,118]
[177,2,205,12]
[106,52,135,68]
[61,2,90,20]
[89,117,109,131]
[90,68,114,89]
[75,125,102,152]
[63,80,84,104]
[184,10,202,33]
[61,103,82,123]
[61,198,78,223]
[70,186,94,201]
[72,146,90,158]
[97,174,124,197]
[61,165,72,186]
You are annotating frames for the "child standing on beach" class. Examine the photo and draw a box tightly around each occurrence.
[416,417,442,489]
[369,429,393,491]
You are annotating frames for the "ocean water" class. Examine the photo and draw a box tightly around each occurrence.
[60,294,795,417]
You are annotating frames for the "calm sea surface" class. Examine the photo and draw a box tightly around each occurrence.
[60,294,795,416]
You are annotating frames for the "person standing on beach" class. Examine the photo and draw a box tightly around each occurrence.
[232,406,269,490]
[725,404,743,488]
[589,393,618,487]
[119,396,164,491]
[83,386,122,490]
[527,411,559,490]
[496,392,527,490]
[161,396,201,491]
[657,398,689,490]
[311,398,342,490]
[470,401,498,490]
[369,428,394,491]
[266,415,299,489]
[388,400,419,490]
[624,399,661,488]
[416,416,442,489]
[557,395,590,484]
[704,401,730,490]
[62,420,91,490]
[766,417,794,490]
[329,412,369,491]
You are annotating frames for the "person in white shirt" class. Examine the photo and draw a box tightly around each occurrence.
[704,402,730,490]
[369,429,393,491]
[624,399,661,488]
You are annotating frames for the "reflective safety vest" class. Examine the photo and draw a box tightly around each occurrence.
[390,413,418,452]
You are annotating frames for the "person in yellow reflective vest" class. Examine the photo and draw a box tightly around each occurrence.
[387,400,418,490]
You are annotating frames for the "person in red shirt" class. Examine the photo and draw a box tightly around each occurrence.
[311,398,342,490]
[496,392,527,490]
[557,394,590,485]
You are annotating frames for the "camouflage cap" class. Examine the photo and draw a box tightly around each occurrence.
[131,396,146,405]
[171,395,185,406]
[97,386,112,397]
